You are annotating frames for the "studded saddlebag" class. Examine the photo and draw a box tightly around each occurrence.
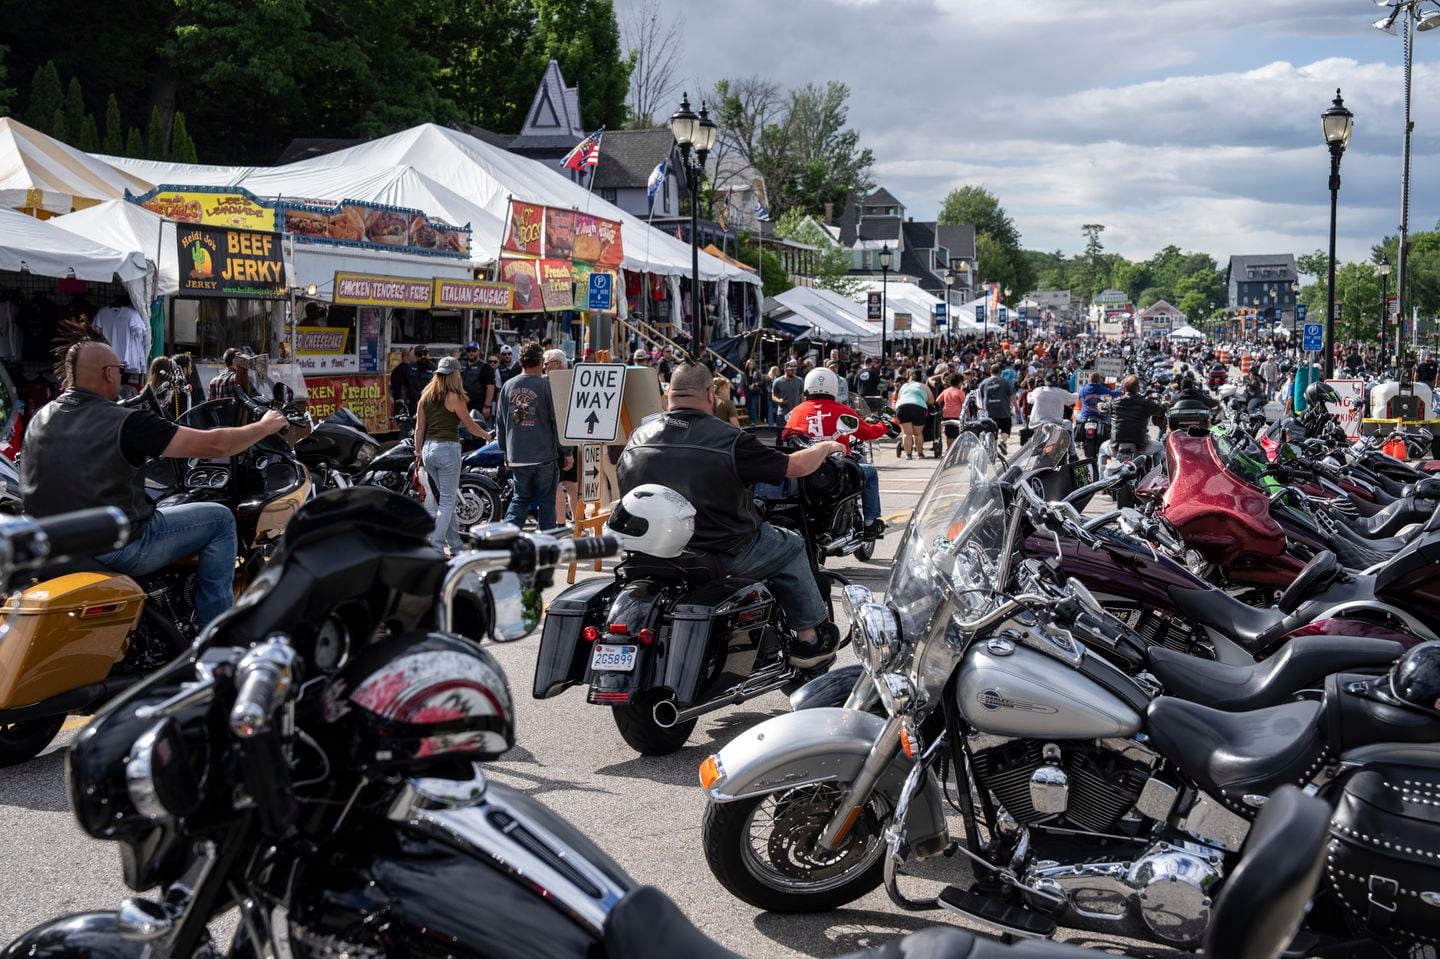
[1327,763,1440,949]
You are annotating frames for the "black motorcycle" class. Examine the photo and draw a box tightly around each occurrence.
[292,406,380,491]
[532,418,867,756]
[355,411,503,532]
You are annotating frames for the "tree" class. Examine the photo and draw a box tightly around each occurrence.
[76,114,98,152]
[974,233,1035,302]
[775,208,861,297]
[101,94,124,155]
[26,61,62,130]
[441,0,540,133]
[145,105,166,159]
[939,186,1021,250]
[49,108,66,143]
[0,46,14,115]
[169,111,198,163]
[735,236,791,299]
[528,0,633,131]
[710,76,784,168]
[63,76,86,136]
[621,0,683,128]
[124,127,143,158]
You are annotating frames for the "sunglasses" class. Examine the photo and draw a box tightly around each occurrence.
[488,359,499,365]
[103,364,125,373]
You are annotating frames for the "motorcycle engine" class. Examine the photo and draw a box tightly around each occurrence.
[969,738,1150,835]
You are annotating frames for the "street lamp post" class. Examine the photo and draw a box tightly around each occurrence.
[944,270,956,356]
[1380,256,1392,363]
[879,243,892,362]
[1321,88,1354,378]
[669,93,718,358]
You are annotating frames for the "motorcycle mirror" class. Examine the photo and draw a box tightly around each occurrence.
[486,571,539,641]
[272,382,293,406]
[1066,575,1105,615]
[835,414,861,436]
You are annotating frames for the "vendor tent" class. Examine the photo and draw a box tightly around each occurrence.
[1168,324,1207,341]
[0,205,153,312]
[51,199,181,295]
[0,118,151,214]
[769,287,879,352]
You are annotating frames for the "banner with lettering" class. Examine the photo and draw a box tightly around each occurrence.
[139,188,276,231]
[570,263,619,314]
[282,201,469,256]
[539,259,575,312]
[432,278,514,311]
[504,200,544,256]
[176,224,286,298]
[303,374,388,434]
[332,272,434,309]
[498,258,543,312]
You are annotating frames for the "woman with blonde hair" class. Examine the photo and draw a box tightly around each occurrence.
[413,356,490,552]
[713,375,741,425]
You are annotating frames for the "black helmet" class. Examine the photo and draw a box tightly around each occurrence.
[1305,381,1339,408]
[1389,641,1440,715]
[322,632,515,772]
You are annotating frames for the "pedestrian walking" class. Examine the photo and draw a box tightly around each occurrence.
[413,356,490,553]
[771,360,804,423]
[893,369,935,460]
[497,342,571,530]
[496,344,522,386]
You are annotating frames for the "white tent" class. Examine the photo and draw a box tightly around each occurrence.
[0,118,152,214]
[1168,324,1207,341]
[0,206,153,312]
[51,199,182,295]
[770,287,880,352]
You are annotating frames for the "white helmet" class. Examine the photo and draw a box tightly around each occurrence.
[803,368,840,398]
[606,485,695,558]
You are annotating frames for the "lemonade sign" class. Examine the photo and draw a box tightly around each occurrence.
[176,224,287,298]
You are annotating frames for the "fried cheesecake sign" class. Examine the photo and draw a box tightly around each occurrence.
[177,225,286,298]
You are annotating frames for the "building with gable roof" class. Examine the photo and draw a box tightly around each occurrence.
[830,188,977,307]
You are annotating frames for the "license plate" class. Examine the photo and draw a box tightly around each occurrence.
[591,643,638,672]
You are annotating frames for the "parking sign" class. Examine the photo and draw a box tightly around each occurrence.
[1302,323,1325,352]
[586,272,613,311]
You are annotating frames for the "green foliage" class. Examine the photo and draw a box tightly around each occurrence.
[0,46,13,115]
[169,111,197,163]
[145,105,166,160]
[63,76,85,134]
[441,0,538,132]
[774,208,861,297]
[102,95,123,155]
[735,237,792,299]
[76,114,98,152]
[49,107,65,143]
[26,62,62,129]
[529,0,632,131]
[940,186,1033,296]
[124,127,143,159]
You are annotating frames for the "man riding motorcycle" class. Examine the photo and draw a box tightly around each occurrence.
[20,341,287,625]
[784,368,888,540]
[1169,374,1219,411]
[1101,373,1167,466]
[616,360,844,667]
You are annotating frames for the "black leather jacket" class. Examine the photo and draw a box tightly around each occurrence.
[1111,393,1166,446]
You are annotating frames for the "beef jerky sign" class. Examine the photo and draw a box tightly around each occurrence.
[177,224,286,298]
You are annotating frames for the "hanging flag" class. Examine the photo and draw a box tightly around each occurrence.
[675,225,685,241]
[560,128,605,171]
[717,190,732,230]
[646,159,667,208]
[754,197,771,222]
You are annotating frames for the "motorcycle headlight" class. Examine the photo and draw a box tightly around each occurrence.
[875,671,917,715]
[355,443,377,466]
[852,602,901,674]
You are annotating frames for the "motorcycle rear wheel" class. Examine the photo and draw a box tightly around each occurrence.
[0,715,66,768]
[455,478,501,530]
[702,784,886,912]
[612,691,696,755]
[855,539,876,562]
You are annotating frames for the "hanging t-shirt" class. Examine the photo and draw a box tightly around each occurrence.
[94,306,150,372]
[0,303,22,359]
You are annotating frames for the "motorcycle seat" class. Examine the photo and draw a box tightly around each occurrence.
[617,551,727,587]
[1166,584,1285,648]
[1145,636,1402,712]
[1144,697,1328,810]
[1338,495,1435,538]
[1326,522,1405,569]
[1276,550,1340,613]
[22,555,123,582]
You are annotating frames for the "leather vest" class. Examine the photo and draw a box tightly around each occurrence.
[617,410,760,556]
[21,389,155,527]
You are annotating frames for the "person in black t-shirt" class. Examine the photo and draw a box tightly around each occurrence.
[460,341,496,418]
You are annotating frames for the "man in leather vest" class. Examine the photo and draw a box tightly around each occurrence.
[21,342,287,625]
[617,361,845,667]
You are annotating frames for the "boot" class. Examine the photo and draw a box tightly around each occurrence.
[788,622,840,668]
[864,519,885,540]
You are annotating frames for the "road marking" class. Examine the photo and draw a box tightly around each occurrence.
[882,508,913,524]
[61,716,90,731]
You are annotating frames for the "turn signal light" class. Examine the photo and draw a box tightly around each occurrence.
[638,628,655,645]
[582,626,600,643]
[900,724,918,760]
[606,623,629,635]
[699,755,723,791]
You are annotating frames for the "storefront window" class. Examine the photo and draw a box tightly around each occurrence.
[171,298,285,361]
[390,309,464,346]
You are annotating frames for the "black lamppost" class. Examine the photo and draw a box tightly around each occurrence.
[879,243,892,361]
[670,92,718,356]
[1380,256,1392,363]
[1322,88,1354,377]
[944,269,956,355]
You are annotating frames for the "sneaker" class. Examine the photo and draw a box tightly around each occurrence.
[788,623,841,669]
[907,453,914,460]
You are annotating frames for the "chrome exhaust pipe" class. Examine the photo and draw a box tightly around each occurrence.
[651,669,797,728]
[651,699,681,729]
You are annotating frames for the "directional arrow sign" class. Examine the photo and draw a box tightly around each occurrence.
[581,444,604,502]
[563,363,626,443]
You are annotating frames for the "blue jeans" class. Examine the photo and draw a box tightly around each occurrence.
[99,502,236,626]
[723,522,826,631]
[747,393,765,425]
[858,462,880,522]
[506,462,558,530]
[422,440,464,551]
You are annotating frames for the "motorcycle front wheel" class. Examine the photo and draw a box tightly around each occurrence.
[702,783,887,912]
[0,715,66,768]
[455,478,501,530]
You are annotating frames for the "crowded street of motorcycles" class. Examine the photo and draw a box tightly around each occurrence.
[3,324,1440,959]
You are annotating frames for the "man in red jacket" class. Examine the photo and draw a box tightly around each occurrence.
[785,368,888,538]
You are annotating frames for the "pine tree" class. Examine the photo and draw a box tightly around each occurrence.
[125,127,143,158]
[26,62,63,129]
[77,114,99,152]
[145,106,167,160]
[63,76,85,134]
[101,94,123,155]
[49,107,67,143]
[169,111,198,163]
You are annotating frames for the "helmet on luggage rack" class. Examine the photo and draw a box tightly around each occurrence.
[1388,641,1440,716]
[606,485,695,558]
[1305,381,1339,409]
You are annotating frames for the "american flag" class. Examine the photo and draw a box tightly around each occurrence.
[754,197,771,222]
[560,128,605,171]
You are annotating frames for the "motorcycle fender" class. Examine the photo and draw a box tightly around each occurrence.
[789,663,865,711]
[1,911,148,957]
[533,577,615,699]
[703,707,948,859]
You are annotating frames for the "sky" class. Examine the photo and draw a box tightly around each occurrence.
[617,0,1440,268]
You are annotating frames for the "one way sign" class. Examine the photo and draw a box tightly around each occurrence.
[562,363,626,443]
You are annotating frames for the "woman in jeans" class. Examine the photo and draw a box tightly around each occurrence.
[413,356,490,552]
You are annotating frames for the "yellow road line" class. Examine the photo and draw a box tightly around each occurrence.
[61,715,90,731]
[882,508,913,524]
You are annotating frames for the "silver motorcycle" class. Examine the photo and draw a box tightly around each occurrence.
[697,428,1437,955]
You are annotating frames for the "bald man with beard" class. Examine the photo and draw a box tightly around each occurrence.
[20,342,287,624]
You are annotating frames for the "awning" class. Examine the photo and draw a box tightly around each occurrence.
[0,206,153,312]
[0,118,152,214]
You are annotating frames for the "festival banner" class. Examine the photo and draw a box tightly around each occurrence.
[332,272,434,309]
[294,326,351,355]
[544,208,575,259]
[282,201,469,256]
[504,200,544,256]
[574,211,623,268]
[539,259,575,312]
[140,189,276,231]
[176,224,286,298]
[498,258,543,312]
[303,374,388,434]
[570,263,619,314]
[432,278,515,311]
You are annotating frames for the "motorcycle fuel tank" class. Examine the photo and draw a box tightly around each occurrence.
[955,643,1141,739]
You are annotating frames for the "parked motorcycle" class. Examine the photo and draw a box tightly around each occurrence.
[355,414,503,531]
[698,430,1440,958]
[533,417,866,756]
[292,406,380,491]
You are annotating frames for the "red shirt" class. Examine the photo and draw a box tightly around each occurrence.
[784,398,889,453]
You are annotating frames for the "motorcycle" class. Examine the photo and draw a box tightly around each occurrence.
[292,406,380,492]
[355,411,503,531]
[698,430,1440,957]
[532,417,867,756]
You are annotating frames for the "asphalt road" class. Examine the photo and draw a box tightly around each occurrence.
[0,439,1163,957]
